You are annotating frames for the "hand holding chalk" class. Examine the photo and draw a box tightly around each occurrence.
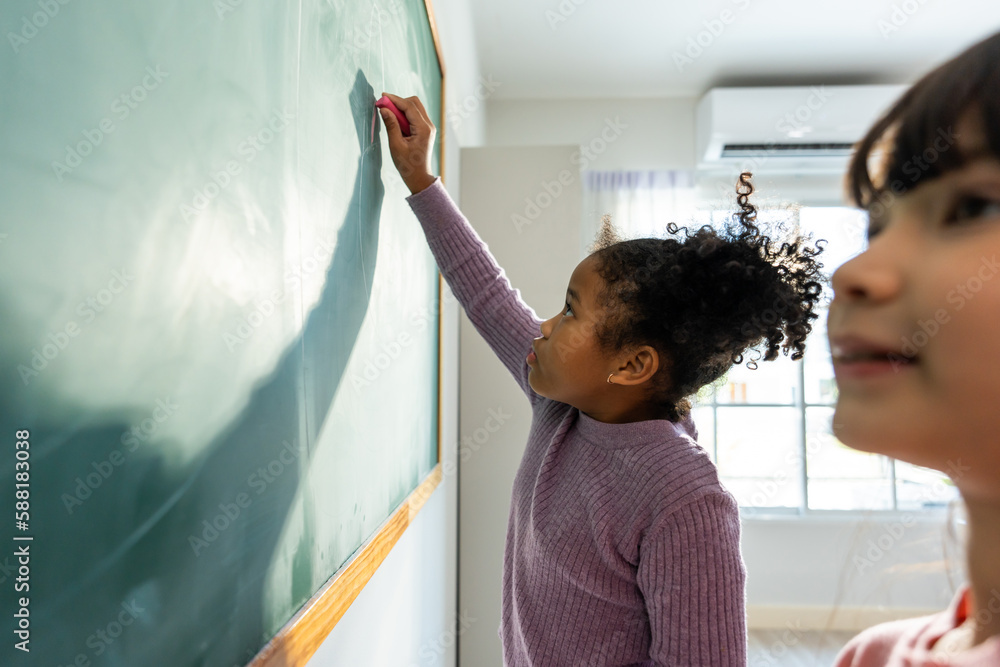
[378,93,437,195]
[375,95,411,137]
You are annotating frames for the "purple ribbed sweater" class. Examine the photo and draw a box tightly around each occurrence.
[407,179,747,666]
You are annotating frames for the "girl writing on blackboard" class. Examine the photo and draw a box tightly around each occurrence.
[831,30,1000,667]
[379,94,824,666]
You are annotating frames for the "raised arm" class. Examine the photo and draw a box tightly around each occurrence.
[408,180,543,401]
[380,93,543,403]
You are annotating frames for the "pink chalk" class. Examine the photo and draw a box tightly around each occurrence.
[375,95,411,136]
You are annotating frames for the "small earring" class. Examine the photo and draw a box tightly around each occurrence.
[607,373,615,384]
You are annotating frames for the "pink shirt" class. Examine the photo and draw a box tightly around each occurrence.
[835,586,1000,667]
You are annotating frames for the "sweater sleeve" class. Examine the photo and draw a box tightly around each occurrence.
[637,490,747,666]
[406,179,543,404]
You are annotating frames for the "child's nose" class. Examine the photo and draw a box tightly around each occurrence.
[539,315,555,338]
[832,202,923,306]
[830,243,903,304]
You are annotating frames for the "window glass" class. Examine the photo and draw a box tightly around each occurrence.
[716,355,799,405]
[806,406,893,510]
[652,204,954,515]
[717,406,802,508]
[895,460,961,511]
[689,404,716,463]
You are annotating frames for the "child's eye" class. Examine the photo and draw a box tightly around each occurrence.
[948,195,1000,224]
[864,208,886,241]
[563,302,573,316]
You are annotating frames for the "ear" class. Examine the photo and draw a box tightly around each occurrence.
[614,346,660,386]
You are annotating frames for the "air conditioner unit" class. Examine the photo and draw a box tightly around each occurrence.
[695,84,908,173]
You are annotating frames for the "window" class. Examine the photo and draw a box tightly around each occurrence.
[688,206,959,514]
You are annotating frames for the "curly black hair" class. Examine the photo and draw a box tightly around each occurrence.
[588,172,826,422]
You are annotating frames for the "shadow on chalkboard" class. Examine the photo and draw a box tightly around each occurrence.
[0,69,385,666]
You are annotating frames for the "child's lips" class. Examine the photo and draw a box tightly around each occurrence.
[833,356,915,379]
[829,334,919,378]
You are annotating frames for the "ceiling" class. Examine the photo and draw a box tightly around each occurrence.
[468,0,1000,100]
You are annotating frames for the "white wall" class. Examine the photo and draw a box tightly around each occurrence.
[434,0,487,149]
[743,515,957,630]
[488,98,857,206]
[457,146,583,667]
[479,98,960,633]
[304,0,484,664]
[487,97,696,171]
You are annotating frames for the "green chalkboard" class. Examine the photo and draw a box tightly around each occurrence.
[0,0,442,664]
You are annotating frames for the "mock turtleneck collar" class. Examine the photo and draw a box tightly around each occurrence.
[574,407,690,448]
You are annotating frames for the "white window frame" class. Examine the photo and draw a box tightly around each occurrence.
[688,204,955,519]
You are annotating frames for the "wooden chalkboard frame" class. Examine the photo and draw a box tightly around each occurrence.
[249,0,447,664]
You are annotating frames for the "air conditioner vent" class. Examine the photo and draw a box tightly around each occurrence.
[721,143,855,158]
[696,85,908,173]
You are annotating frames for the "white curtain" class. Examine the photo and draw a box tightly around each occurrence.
[580,170,697,260]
